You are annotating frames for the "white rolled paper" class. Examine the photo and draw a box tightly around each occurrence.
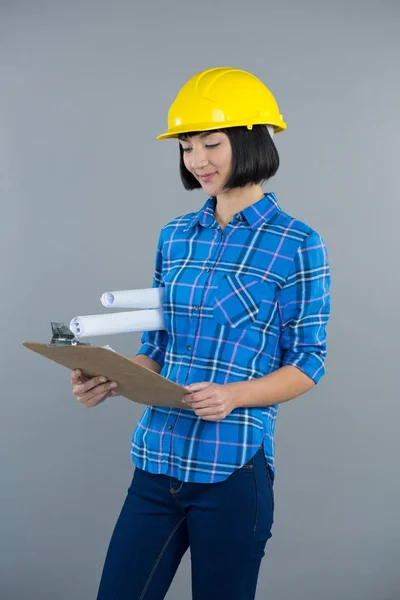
[70,309,165,339]
[100,287,164,309]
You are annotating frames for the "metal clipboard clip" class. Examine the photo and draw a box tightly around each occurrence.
[49,322,90,347]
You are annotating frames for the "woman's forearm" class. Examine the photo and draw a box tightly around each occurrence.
[131,354,162,374]
[230,365,315,409]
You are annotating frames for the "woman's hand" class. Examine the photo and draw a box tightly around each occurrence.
[71,369,119,408]
[182,382,238,421]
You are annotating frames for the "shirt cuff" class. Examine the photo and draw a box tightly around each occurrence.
[281,351,326,384]
[136,343,165,368]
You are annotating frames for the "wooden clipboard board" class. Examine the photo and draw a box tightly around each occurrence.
[23,342,188,409]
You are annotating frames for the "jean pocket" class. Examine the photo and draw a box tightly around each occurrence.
[240,463,255,471]
[213,274,267,329]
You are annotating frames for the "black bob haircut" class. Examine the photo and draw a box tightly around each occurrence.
[178,125,279,191]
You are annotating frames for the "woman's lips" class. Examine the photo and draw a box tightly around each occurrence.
[199,173,216,182]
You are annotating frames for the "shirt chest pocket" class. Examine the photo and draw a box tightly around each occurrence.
[213,273,270,329]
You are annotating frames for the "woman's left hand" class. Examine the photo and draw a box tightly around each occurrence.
[182,382,238,421]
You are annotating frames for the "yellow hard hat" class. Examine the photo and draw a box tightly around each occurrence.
[157,67,287,140]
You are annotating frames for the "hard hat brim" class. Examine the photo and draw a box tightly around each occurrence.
[157,119,287,140]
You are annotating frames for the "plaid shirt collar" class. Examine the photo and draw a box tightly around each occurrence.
[184,192,281,232]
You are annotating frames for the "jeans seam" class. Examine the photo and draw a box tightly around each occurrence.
[169,480,186,515]
[253,465,259,532]
[267,464,275,509]
[264,460,275,510]
[138,515,186,600]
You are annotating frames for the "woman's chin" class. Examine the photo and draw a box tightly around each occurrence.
[200,180,224,196]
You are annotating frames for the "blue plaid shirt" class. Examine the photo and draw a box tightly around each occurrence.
[132,193,330,483]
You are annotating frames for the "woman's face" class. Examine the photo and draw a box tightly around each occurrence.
[179,131,233,195]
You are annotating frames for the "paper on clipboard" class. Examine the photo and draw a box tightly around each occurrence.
[22,342,189,409]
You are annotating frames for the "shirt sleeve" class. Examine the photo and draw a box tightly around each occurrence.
[135,228,169,368]
[278,230,331,384]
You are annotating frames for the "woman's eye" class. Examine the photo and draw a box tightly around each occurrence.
[181,143,219,152]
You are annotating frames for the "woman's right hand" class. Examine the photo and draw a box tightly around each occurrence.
[71,369,119,408]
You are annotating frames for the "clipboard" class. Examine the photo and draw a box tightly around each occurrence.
[22,341,188,409]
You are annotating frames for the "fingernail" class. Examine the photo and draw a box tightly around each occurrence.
[99,377,107,383]
[110,382,118,388]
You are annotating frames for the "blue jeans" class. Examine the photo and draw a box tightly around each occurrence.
[97,446,274,600]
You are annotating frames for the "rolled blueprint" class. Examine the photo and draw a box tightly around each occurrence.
[70,309,165,339]
[100,287,164,309]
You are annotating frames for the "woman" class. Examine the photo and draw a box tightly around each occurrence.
[72,67,331,600]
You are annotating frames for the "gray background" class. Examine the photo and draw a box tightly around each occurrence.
[1,1,399,599]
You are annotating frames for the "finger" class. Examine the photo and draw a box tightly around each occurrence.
[194,405,219,415]
[79,390,109,408]
[195,408,222,421]
[75,375,110,395]
[74,380,118,401]
[71,369,83,384]
[184,391,212,404]
[71,369,90,386]
[184,382,211,393]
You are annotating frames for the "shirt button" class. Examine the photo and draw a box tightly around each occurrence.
[194,306,199,311]
[187,345,192,351]
[168,425,172,430]
[206,267,211,272]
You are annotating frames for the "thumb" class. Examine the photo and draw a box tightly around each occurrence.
[185,382,210,392]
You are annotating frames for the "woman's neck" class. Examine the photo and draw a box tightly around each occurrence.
[214,184,264,228]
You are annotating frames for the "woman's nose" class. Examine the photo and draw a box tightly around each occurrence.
[191,147,209,170]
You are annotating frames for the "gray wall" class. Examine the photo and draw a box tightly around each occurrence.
[1,1,399,599]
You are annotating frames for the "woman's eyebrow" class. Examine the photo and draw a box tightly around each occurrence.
[179,132,216,143]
